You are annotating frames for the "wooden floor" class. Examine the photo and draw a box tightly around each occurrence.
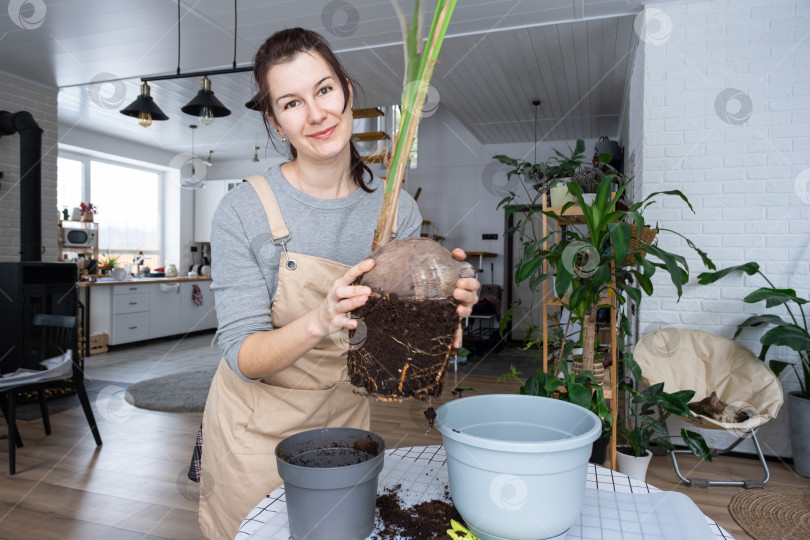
[1,347,808,539]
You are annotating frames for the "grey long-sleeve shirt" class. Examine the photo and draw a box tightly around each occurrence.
[210,165,423,381]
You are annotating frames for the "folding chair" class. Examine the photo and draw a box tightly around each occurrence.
[0,314,102,475]
[633,328,783,488]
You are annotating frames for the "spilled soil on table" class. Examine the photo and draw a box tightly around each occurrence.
[373,483,463,539]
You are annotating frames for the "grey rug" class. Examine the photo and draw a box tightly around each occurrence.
[125,369,216,412]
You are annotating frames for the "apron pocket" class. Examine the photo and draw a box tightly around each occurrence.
[241,382,340,455]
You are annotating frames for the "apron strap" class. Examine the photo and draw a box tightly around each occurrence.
[245,175,289,242]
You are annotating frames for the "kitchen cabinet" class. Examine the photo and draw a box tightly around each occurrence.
[194,180,242,243]
[179,281,217,332]
[150,282,181,338]
[81,278,217,346]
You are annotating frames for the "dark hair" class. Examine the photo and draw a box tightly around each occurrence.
[253,28,373,192]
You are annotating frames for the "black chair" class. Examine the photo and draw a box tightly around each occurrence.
[0,314,102,475]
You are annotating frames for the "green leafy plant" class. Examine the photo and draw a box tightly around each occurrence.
[491,154,553,194]
[502,175,714,373]
[499,361,613,436]
[698,262,810,399]
[498,169,715,463]
[101,250,119,270]
[544,139,587,181]
[617,355,711,460]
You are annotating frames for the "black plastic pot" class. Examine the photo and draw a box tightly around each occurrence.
[589,435,610,465]
[275,428,385,540]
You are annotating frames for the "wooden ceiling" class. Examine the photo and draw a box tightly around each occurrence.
[0,0,642,161]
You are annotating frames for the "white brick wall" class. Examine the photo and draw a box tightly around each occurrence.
[0,74,59,262]
[635,0,810,457]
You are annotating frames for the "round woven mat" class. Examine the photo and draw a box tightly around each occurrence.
[728,487,810,540]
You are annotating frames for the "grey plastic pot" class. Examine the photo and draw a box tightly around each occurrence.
[788,391,810,477]
[275,427,385,540]
[436,394,601,540]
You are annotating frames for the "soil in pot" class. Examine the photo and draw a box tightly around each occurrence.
[348,238,474,401]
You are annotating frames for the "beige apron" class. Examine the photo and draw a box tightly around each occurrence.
[199,175,370,539]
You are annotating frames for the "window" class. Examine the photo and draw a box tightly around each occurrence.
[57,157,83,217]
[90,161,160,267]
[57,154,162,269]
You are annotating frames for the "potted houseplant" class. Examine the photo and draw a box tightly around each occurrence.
[504,175,714,375]
[544,139,587,206]
[698,262,810,477]
[499,357,614,464]
[80,202,97,222]
[498,170,714,469]
[492,139,590,208]
[615,354,711,481]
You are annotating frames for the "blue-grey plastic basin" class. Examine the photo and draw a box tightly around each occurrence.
[436,394,602,540]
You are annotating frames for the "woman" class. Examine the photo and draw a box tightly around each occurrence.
[199,28,479,539]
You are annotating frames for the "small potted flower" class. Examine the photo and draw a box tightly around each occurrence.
[80,202,97,222]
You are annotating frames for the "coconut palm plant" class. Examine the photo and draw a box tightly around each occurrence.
[372,0,457,250]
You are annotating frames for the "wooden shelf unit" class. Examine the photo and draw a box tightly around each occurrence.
[58,220,99,263]
[541,196,619,471]
[352,131,390,142]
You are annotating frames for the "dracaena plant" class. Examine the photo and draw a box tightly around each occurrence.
[698,262,810,399]
[500,175,714,375]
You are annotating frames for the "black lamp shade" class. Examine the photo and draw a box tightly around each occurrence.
[120,94,169,120]
[245,93,261,111]
[182,90,231,118]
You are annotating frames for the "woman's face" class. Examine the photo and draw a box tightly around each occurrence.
[266,51,353,163]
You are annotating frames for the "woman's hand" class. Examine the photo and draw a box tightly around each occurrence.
[450,248,480,348]
[311,258,375,338]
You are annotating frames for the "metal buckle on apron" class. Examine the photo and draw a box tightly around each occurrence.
[273,235,297,271]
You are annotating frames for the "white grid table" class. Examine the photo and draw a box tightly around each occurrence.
[237,445,734,540]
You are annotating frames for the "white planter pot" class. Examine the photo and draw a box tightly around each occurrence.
[582,193,596,205]
[616,449,653,482]
[549,182,577,207]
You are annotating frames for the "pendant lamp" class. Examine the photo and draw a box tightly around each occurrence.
[182,76,231,124]
[245,94,261,111]
[120,82,169,127]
